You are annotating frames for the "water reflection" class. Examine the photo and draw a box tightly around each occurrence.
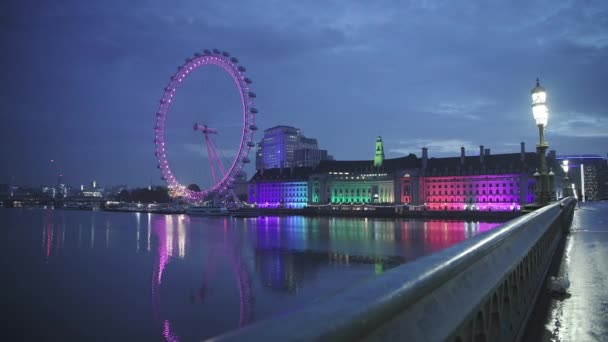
[42,209,66,260]
[24,209,503,340]
[151,215,254,341]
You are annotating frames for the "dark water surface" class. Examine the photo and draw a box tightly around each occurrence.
[2,208,500,341]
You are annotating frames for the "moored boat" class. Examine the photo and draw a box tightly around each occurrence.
[229,208,263,218]
[186,206,230,216]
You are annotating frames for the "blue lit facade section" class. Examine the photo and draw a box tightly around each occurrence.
[249,181,308,208]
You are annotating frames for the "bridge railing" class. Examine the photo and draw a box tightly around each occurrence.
[210,197,577,342]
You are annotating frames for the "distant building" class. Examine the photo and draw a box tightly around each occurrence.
[255,125,331,170]
[556,155,608,201]
[294,148,329,167]
[248,138,565,211]
[233,171,249,202]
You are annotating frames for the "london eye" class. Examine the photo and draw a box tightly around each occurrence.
[154,49,258,202]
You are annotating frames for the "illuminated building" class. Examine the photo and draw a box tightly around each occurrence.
[248,137,564,211]
[419,145,538,211]
[556,155,608,201]
[309,153,419,204]
[248,168,311,208]
[255,126,331,170]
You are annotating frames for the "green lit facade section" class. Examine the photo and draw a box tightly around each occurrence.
[329,177,394,203]
[374,136,384,167]
[311,181,320,203]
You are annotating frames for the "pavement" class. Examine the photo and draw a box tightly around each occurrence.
[524,200,608,341]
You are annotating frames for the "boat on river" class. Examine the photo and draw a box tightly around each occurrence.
[229,208,263,218]
[186,206,230,216]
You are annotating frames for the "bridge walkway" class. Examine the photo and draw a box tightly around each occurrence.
[524,201,608,341]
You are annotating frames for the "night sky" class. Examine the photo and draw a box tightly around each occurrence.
[2,0,607,188]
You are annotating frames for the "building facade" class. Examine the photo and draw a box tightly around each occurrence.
[556,155,608,201]
[248,138,563,211]
[255,125,331,170]
[248,168,311,208]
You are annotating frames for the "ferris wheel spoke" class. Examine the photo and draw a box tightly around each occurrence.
[203,134,218,185]
[207,135,227,177]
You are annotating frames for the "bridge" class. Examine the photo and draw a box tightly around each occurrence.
[206,197,602,341]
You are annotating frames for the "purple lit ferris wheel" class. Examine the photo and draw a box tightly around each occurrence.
[154,49,258,201]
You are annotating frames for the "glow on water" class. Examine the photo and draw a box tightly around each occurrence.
[2,208,503,341]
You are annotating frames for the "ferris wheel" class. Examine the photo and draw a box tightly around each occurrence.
[154,49,258,202]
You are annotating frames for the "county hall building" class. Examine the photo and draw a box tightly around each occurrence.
[248,137,560,211]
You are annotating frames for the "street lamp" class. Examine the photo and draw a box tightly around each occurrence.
[531,78,552,205]
[561,160,572,197]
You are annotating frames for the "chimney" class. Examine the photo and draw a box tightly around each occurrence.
[484,148,490,156]
[422,147,428,170]
[460,147,465,165]
[479,145,484,164]
[520,142,525,162]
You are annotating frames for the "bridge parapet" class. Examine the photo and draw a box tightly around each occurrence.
[211,198,577,342]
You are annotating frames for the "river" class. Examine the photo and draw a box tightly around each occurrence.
[2,208,501,341]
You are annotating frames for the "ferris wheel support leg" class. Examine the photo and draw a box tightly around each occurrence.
[204,135,218,185]
[230,189,243,208]
[207,137,226,177]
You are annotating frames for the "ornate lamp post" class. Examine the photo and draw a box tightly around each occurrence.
[531,78,551,205]
[561,160,572,197]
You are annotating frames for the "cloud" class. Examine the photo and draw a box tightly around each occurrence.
[182,143,238,159]
[418,100,495,121]
[388,139,477,156]
[549,112,608,138]
[4,0,608,186]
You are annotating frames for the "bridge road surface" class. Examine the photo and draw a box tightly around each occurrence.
[524,201,608,341]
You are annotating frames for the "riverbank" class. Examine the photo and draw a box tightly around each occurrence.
[1,203,521,221]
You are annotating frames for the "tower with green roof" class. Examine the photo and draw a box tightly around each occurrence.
[374,136,384,167]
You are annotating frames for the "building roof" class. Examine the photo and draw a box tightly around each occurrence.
[424,152,538,176]
[315,154,420,173]
[250,151,553,181]
[250,167,315,182]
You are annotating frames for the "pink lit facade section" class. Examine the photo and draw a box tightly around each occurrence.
[420,174,526,211]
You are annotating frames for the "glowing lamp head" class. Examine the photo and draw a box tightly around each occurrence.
[561,160,569,173]
[531,78,549,126]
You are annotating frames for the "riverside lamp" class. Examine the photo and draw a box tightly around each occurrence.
[561,160,572,197]
[531,78,552,205]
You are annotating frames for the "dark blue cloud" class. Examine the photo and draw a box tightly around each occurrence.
[1,0,607,187]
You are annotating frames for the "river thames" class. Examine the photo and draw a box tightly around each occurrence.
[3,208,501,341]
